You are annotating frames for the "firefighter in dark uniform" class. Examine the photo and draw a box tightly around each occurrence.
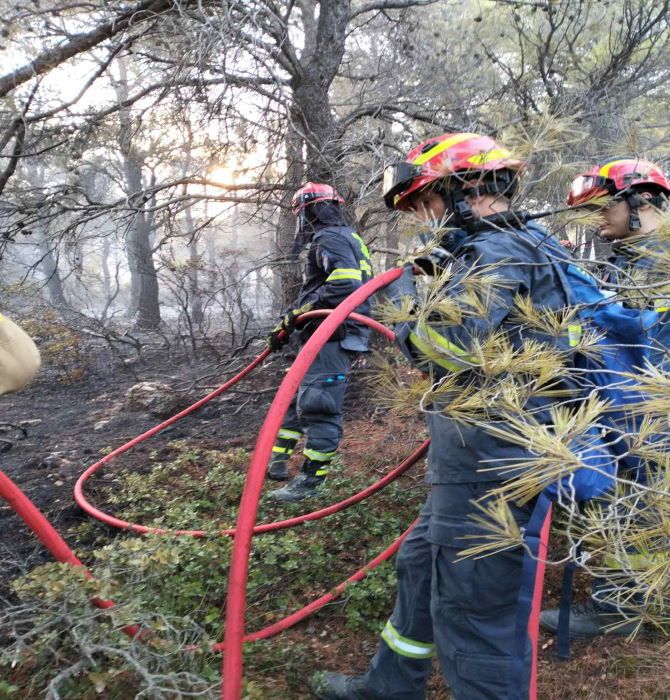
[567,158,670,369]
[312,133,584,699]
[540,157,670,638]
[266,183,372,502]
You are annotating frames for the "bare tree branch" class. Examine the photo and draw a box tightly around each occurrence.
[0,0,181,99]
[350,0,440,20]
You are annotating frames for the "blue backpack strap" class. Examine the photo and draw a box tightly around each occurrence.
[508,492,552,700]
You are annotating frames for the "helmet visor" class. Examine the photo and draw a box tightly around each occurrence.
[292,192,315,215]
[569,174,598,199]
[568,173,610,206]
[383,162,422,209]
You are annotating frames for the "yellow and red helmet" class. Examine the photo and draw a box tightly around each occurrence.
[291,182,345,215]
[382,132,525,211]
[567,158,670,206]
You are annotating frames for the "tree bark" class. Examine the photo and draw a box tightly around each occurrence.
[37,229,68,308]
[115,58,161,329]
[270,1,352,309]
[183,206,204,326]
[275,120,305,310]
[292,0,350,182]
[100,236,114,319]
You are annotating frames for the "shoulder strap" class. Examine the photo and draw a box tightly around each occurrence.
[497,226,580,308]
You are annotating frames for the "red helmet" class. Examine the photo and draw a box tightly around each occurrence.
[291,182,345,215]
[382,132,525,211]
[567,157,670,206]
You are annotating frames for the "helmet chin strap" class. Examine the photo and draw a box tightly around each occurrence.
[622,191,646,232]
[613,187,667,233]
[439,187,476,233]
[438,171,519,234]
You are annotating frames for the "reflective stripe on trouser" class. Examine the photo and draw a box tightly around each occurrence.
[272,442,296,457]
[301,456,333,478]
[302,449,336,477]
[289,341,354,474]
[362,498,434,700]
[278,428,302,441]
[381,620,435,659]
[429,482,534,700]
[270,436,299,466]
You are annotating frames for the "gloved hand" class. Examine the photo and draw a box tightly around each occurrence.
[383,262,420,310]
[265,303,313,352]
[412,247,452,276]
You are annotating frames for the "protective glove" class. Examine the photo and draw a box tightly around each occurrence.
[382,262,420,311]
[412,247,452,276]
[265,302,314,352]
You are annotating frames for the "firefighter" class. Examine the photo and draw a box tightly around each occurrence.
[567,157,670,367]
[539,157,670,639]
[265,183,372,502]
[312,133,583,700]
[0,313,40,395]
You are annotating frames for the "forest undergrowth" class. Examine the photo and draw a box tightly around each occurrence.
[0,374,668,699]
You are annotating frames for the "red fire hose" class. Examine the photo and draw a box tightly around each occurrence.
[73,310,401,537]
[212,517,418,651]
[0,444,424,651]
[222,267,404,699]
[0,267,426,695]
[75,437,426,537]
[0,463,422,649]
[0,263,549,700]
[0,470,140,638]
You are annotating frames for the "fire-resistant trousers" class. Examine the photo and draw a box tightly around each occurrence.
[362,497,434,700]
[278,341,355,474]
[362,483,535,700]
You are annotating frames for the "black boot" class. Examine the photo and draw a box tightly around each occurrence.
[540,600,640,638]
[267,454,290,480]
[267,437,299,481]
[268,473,325,502]
[269,456,330,501]
[311,672,379,700]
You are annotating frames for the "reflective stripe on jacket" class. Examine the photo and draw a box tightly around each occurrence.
[296,225,373,351]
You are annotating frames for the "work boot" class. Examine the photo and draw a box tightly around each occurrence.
[266,454,290,481]
[540,600,640,638]
[311,671,378,699]
[269,473,325,502]
[266,435,300,481]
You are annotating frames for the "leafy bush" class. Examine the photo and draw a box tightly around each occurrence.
[3,444,426,697]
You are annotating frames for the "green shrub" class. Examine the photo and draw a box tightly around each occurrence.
[5,443,426,696]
